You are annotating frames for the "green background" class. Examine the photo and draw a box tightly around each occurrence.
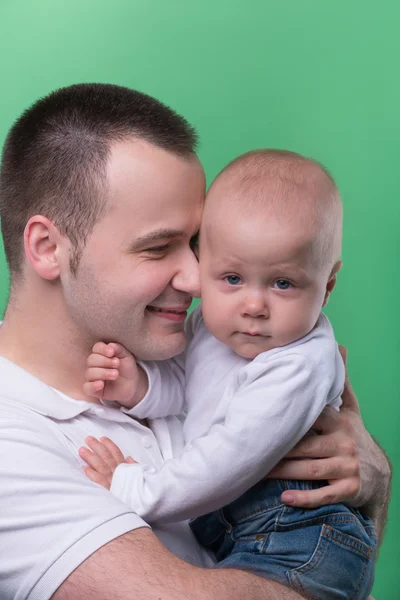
[0,0,398,595]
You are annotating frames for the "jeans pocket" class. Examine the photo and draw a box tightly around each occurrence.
[287,524,375,600]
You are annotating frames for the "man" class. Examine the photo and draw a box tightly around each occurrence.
[0,83,390,600]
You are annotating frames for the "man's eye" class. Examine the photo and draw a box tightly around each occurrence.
[224,275,242,286]
[146,245,169,253]
[273,279,293,290]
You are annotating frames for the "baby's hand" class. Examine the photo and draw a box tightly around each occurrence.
[79,436,136,490]
[84,342,147,408]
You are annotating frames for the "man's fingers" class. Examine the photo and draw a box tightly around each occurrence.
[281,477,360,509]
[269,456,359,481]
[285,433,338,459]
[99,437,126,465]
[83,466,110,489]
[126,456,137,464]
[310,407,341,435]
[341,375,360,414]
[338,345,347,366]
[338,345,361,415]
[83,381,104,397]
[85,367,119,382]
[285,430,357,460]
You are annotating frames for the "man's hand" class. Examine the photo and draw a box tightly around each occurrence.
[79,436,136,489]
[269,346,391,540]
[84,342,148,408]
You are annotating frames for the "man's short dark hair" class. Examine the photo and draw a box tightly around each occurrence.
[0,83,198,276]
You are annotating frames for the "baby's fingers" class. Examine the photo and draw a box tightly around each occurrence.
[99,436,126,465]
[83,466,111,489]
[83,380,104,398]
[92,342,117,358]
[87,353,120,370]
[91,342,131,360]
[85,367,119,383]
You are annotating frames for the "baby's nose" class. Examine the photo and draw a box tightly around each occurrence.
[241,294,269,318]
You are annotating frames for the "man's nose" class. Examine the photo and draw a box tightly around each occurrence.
[171,250,201,298]
[241,291,269,318]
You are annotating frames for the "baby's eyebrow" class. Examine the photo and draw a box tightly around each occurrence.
[128,228,185,251]
[262,261,311,278]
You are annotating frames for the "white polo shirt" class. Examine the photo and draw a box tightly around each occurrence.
[0,356,212,600]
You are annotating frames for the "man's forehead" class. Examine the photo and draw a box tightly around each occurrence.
[107,137,203,179]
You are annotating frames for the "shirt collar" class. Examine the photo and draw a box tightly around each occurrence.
[0,356,94,420]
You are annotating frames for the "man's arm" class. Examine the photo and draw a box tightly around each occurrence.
[53,527,306,600]
[269,346,392,545]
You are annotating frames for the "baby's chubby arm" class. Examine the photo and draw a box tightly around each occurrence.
[84,308,201,418]
[84,341,187,418]
[84,342,149,409]
[90,352,334,524]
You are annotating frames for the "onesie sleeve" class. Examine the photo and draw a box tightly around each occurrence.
[110,352,338,523]
[122,306,203,420]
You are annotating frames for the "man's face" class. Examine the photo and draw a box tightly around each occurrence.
[61,139,205,360]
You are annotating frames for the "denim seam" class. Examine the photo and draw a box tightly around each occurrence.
[322,524,373,559]
[226,502,286,525]
[287,528,330,600]
[286,525,374,600]
[274,504,288,533]
[325,526,373,600]
[231,516,367,543]
[287,524,373,600]
[275,514,363,532]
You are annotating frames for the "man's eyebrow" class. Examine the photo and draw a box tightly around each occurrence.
[128,228,186,251]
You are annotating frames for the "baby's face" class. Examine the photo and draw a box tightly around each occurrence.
[199,202,335,359]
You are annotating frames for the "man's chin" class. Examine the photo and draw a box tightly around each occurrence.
[134,331,188,361]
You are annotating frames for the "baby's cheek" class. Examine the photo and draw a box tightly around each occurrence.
[278,310,310,344]
[203,302,231,342]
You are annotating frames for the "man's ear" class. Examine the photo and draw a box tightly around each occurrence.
[24,216,64,280]
[322,260,342,307]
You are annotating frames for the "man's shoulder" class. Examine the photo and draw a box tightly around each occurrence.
[0,356,88,420]
[0,393,50,424]
[0,395,72,462]
[0,357,71,448]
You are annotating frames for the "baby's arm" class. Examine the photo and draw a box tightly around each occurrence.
[84,308,201,418]
[84,342,149,409]
[84,342,187,418]
[83,352,337,523]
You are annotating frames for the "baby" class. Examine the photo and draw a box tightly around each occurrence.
[80,150,376,599]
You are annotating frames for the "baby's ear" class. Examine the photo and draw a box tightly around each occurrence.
[322,261,342,307]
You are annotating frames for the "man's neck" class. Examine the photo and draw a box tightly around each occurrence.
[0,293,100,404]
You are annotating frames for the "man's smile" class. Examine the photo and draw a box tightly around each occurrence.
[146,304,191,322]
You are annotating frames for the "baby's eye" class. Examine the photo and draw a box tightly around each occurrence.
[273,279,293,290]
[224,275,242,286]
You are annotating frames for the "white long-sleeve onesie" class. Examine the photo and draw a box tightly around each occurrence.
[111,307,344,524]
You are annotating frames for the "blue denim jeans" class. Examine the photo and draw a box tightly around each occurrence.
[190,479,376,600]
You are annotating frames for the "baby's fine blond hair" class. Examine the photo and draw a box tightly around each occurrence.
[206,149,343,270]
